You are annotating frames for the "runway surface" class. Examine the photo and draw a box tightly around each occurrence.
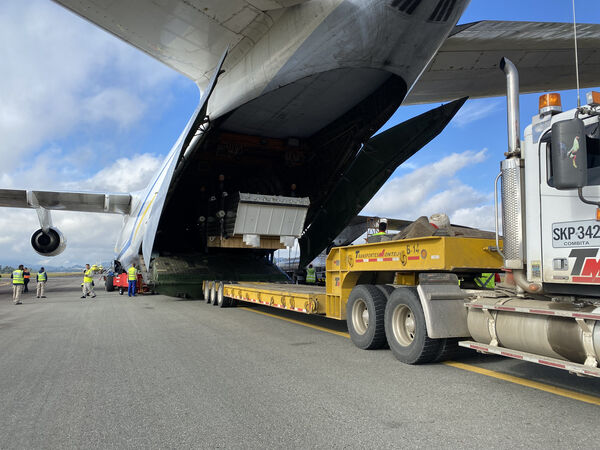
[0,276,598,449]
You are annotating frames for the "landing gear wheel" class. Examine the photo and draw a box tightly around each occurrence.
[385,288,440,364]
[346,285,387,350]
[119,287,124,295]
[204,281,212,303]
[105,275,114,292]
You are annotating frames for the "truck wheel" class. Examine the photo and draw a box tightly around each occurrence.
[346,285,387,350]
[119,287,124,295]
[433,338,460,362]
[204,281,212,303]
[105,275,114,292]
[385,288,440,364]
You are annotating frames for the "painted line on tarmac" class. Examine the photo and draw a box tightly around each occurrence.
[239,307,350,338]
[241,306,600,406]
[0,282,10,287]
[444,361,600,406]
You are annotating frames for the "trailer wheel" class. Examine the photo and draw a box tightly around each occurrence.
[210,282,219,305]
[375,284,395,300]
[105,275,114,292]
[217,283,231,308]
[385,288,440,364]
[346,285,387,350]
[119,287,124,295]
[204,281,212,303]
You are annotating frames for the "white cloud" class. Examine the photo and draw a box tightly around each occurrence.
[452,99,501,128]
[361,149,494,230]
[0,0,182,172]
[0,153,163,268]
[0,1,191,268]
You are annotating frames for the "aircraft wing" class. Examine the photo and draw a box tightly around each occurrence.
[52,0,311,88]
[405,21,600,105]
[0,189,131,214]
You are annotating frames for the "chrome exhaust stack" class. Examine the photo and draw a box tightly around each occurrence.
[499,57,524,270]
[498,57,541,292]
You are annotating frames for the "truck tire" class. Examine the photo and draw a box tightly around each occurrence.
[105,275,114,292]
[346,285,387,350]
[385,288,440,364]
[204,281,212,303]
[433,338,460,362]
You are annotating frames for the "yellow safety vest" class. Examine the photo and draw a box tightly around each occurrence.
[128,267,137,281]
[37,272,47,282]
[306,268,316,283]
[372,231,387,236]
[475,273,495,289]
[12,270,24,284]
[83,269,93,283]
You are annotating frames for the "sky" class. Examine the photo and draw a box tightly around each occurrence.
[0,0,599,268]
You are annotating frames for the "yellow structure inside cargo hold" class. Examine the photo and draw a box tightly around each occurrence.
[215,236,503,320]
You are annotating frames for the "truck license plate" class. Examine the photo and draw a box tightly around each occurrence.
[552,220,600,248]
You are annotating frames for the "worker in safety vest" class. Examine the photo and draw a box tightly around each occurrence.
[11,264,25,305]
[306,264,316,284]
[127,265,138,297]
[36,267,48,298]
[81,264,96,299]
[23,267,31,293]
[372,221,387,237]
[475,273,495,289]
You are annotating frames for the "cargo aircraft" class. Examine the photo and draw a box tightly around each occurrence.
[1,0,599,297]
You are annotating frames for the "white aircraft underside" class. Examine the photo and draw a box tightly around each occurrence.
[1,0,600,277]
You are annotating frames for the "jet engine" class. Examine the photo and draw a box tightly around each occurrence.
[31,227,66,256]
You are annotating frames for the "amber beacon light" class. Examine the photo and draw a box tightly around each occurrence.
[538,93,562,115]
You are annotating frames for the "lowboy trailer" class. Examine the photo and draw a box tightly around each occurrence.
[202,58,600,378]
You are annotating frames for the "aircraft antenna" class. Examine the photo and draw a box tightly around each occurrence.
[572,0,581,107]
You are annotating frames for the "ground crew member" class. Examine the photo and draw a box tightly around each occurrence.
[475,272,495,289]
[306,264,316,284]
[81,264,96,299]
[11,265,24,305]
[36,267,47,298]
[372,221,387,236]
[23,267,31,293]
[127,265,138,297]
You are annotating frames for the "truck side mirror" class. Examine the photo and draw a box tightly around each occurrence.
[551,118,587,189]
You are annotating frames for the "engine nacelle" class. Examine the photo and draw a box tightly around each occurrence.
[31,227,66,257]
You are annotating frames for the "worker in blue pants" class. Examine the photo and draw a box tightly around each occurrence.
[127,265,138,297]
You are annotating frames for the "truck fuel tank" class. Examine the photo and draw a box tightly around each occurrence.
[467,297,600,365]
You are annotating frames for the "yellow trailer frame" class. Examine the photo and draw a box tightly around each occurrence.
[217,236,502,320]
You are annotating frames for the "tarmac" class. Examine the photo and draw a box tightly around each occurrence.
[0,275,598,449]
